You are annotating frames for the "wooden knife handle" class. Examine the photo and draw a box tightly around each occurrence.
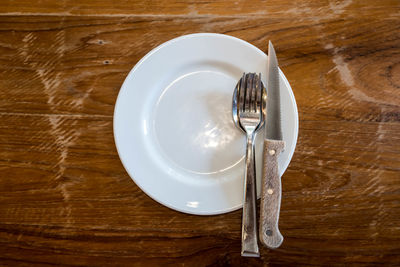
[259,139,285,249]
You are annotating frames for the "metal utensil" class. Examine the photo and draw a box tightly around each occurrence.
[232,73,265,257]
[259,41,285,249]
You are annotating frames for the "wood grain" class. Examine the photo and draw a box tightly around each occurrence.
[0,0,398,18]
[0,0,400,265]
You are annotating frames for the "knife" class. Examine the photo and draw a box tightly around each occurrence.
[259,41,285,249]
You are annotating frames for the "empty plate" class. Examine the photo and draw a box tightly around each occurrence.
[113,33,298,215]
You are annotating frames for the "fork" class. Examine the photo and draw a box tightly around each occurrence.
[234,73,264,257]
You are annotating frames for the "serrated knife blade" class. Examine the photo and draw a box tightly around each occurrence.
[265,41,282,141]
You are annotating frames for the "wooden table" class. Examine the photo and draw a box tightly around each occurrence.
[1,1,399,265]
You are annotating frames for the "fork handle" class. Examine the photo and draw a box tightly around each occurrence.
[259,139,285,249]
[241,131,259,257]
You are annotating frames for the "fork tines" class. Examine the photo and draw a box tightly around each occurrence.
[238,73,263,115]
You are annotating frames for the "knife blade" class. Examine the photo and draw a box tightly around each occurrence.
[259,41,285,249]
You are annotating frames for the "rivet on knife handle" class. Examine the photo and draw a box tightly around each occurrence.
[260,139,285,249]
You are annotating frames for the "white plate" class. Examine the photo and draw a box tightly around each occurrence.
[114,33,298,215]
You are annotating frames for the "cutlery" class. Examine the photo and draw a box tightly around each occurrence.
[259,41,285,249]
[232,73,265,257]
